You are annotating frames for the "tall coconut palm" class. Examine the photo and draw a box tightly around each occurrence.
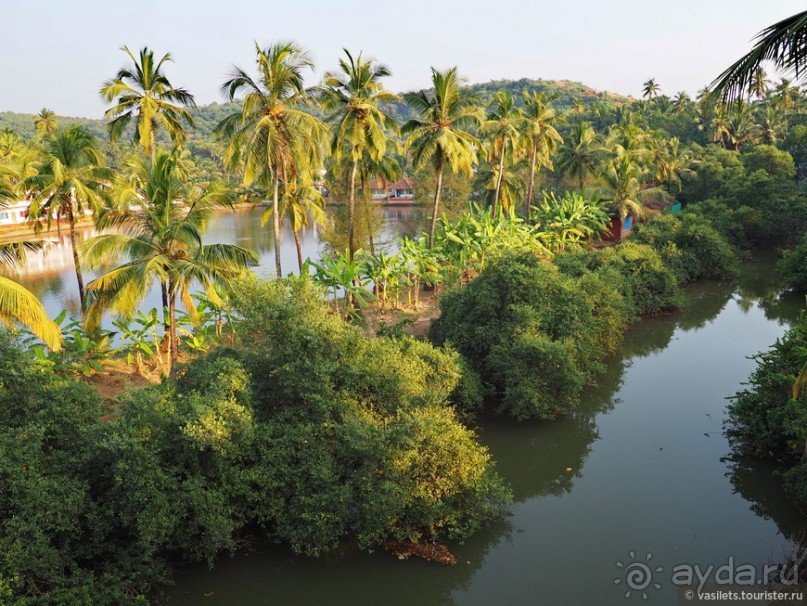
[672,91,692,114]
[482,91,523,216]
[650,137,692,192]
[599,152,664,221]
[758,103,787,144]
[25,125,110,310]
[713,101,760,150]
[711,10,807,102]
[750,67,770,100]
[642,78,661,100]
[771,78,802,113]
[82,153,258,373]
[215,42,326,278]
[33,108,58,140]
[556,122,600,190]
[262,177,325,272]
[321,49,400,261]
[403,67,483,247]
[100,46,196,162]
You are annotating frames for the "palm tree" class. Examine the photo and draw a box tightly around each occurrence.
[262,178,325,272]
[642,78,661,100]
[321,49,400,261]
[215,42,326,278]
[556,122,600,190]
[650,137,692,192]
[713,101,760,150]
[33,108,58,140]
[711,10,807,102]
[25,125,110,310]
[403,67,483,247]
[100,46,196,162]
[599,152,661,222]
[672,91,692,114]
[482,91,523,216]
[750,67,770,100]
[771,78,802,113]
[82,153,258,373]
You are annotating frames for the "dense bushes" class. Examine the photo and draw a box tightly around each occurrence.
[632,214,739,282]
[726,313,807,507]
[431,212,740,421]
[430,252,633,420]
[778,234,807,294]
[0,279,508,604]
[682,145,807,246]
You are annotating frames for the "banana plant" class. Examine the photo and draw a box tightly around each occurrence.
[531,191,610,252]
[112,309,162,374]
[358,251,408,310]
[398,236,443,304]
[24,311,115,376]
[308,250,375,320]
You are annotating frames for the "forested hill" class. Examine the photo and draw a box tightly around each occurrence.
[0,78,634,142]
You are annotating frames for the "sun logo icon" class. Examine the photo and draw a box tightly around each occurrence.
[614,551,663,600]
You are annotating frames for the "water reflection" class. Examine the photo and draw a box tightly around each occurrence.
[166,255,806,606]
[0,204,428,321]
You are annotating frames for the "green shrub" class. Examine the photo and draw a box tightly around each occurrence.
[593,242,684,315]
[726,313,807,506]
[633,214,739,282]
[778,235,807,294]
[431,252,629,420]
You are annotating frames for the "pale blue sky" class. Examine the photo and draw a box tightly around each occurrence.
[1,0,804,118]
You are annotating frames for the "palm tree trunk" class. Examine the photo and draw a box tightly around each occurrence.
[167,288,178,376]
[361,176,376,255]
[293,228,304,274]
[149,129,156,166]
[526,141,538,216]
[348,157,358,261]
[160,280,169,347]
[272,177,282,279]
[67,211,86,311]
[493,150,505,217]
[428,159,444,249]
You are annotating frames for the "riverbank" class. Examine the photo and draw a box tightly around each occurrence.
[164,253,806,606]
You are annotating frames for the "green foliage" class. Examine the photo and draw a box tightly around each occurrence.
[741,144,796,179]
[682,145,807,246]
[430,252,631,420]
[726,313,807,506]
[778,235,807,294]
[557,242,683,318]
[21,310,114,376]
[632,213,739,282]
[0,277,507,604]
[222,275,508,550]
[531,192,610,250]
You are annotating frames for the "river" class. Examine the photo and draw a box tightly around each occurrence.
[162,251,805,606]
[0,204,427,320]
[5,209,806,604]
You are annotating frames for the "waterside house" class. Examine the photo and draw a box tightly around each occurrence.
[367,177,416,203]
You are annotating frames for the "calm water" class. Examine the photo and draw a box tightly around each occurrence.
[0,204,426,321]
[5,212,805,605]
[161,252,806,606]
